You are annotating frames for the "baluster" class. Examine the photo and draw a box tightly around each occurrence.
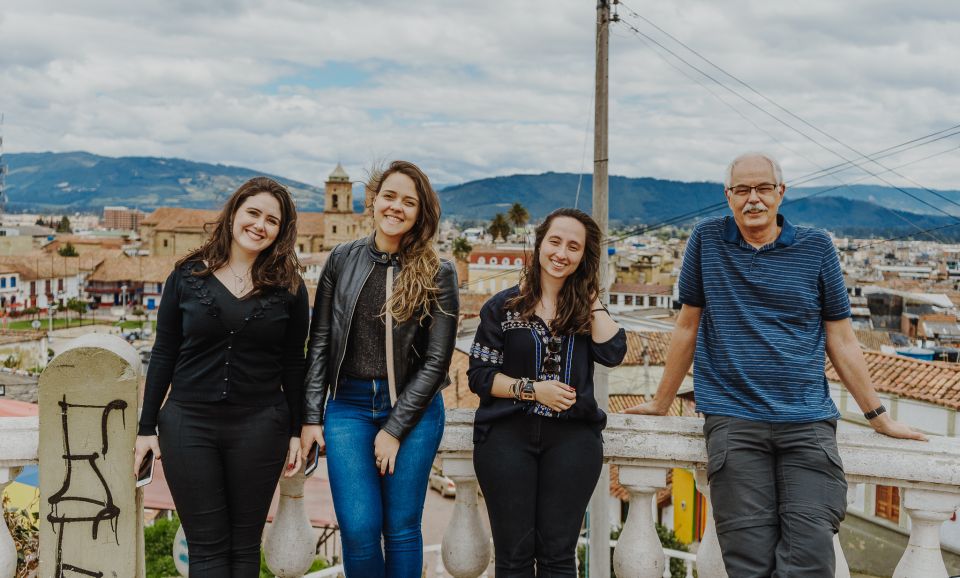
[0,466,22,578]
[440,457,491,578]
[834,482,858,578]
[612,465,669,578]
[693,469,728,578]
[435,547,446,577]
[662,560,671,578]
[264,471,317,577]
[173,524,189,577]
[684,559,694,578]
[893,488,960,578]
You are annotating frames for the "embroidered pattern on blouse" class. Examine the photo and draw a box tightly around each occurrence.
[249,291,286,322]
[501,311,548,335]
[470,342,503,365]
[181,263,220,318]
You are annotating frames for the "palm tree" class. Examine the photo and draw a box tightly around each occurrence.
[452,237,473,263]
[488,214,511,243]
[507,203,529,229]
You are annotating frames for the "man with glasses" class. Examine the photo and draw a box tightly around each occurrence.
[627,152,925,577]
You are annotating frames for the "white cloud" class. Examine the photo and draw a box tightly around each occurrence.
[0,0,958,192]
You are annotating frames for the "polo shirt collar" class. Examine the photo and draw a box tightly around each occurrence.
[722,214,796,248]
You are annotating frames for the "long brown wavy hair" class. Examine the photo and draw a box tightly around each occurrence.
[177,176,302,294]
[367,160,444,324]
[506,207,601,335]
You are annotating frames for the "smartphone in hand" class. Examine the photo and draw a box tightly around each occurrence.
[136,450,155,488]
[304,442,325,478]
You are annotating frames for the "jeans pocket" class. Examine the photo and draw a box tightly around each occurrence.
[704,416,729,481]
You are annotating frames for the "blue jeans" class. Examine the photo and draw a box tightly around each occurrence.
[325,377,445,578]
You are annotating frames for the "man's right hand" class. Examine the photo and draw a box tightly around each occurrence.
[300,424,326,458]
[624,399,671,416]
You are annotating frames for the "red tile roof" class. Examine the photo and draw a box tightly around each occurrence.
[826,350,960,410]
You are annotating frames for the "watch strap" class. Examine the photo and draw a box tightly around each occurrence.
[863,404,887,420]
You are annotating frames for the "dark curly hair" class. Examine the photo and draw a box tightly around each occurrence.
[506,207,601,335]
[177,176,302,294]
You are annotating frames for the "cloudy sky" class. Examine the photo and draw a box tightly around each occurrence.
[1,0,958,190]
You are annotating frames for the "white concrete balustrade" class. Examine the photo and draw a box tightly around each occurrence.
[436,409,960,578]
[4,402,960,576]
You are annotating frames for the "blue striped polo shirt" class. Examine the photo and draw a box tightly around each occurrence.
[679,214,849,423]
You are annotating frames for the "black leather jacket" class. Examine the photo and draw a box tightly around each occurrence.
[302,235,460,440]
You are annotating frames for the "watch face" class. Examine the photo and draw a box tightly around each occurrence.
[520,392,535,401]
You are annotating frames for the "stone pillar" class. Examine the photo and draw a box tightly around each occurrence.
[441,457,490,578]
[0,467,23,578]
[612,465,668,578]
[893,488,960,578]
[264,472,317,577]
[693,469,728,578]
[38,334,143,578]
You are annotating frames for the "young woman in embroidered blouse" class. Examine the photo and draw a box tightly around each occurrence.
[468,207,627,577]
[300,160,459,578]
[133,177,309,578]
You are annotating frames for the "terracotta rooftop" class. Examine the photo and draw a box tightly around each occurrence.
[622,331,673,366]
[0,255,81,280]
[826,350,960,410]
[610,282,673,296]
[87,255,181,283]
[141,207,219,231]
[854,329,895,351]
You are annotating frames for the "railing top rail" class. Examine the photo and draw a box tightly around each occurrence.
[0,416,39,467]
[440,409,960,490]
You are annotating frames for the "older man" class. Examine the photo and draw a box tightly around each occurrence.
[627,152,925,577]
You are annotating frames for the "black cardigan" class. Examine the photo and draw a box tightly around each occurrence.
[467,286,627,443]
[138,261,309,436]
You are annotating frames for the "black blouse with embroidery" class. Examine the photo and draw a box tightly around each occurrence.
[467,286,628,443]
[137,260,310,436]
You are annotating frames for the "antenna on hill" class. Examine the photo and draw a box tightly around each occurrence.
[0,113,7,217]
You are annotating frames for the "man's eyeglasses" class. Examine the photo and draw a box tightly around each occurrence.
[542,336,562,376]
[727,183,780,197]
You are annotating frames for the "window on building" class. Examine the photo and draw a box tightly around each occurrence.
[0,278,5,288]
[875,485,900,523]
[299,244,305,252]
[58,279,64,291]
[333,225,338,234]
[610,295,618,305]
[45,280,51,294]
[477,257,486,265]
[163,239,169,248]
[490,257,498,265]
[625,295,634,306]
[30,282,36,296]
[515,258,523,266]
[10,277,15,287]
[332,194,339,208]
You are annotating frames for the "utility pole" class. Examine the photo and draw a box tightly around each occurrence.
[589,2,614,578]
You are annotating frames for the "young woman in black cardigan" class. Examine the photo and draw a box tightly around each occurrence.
[134,177,308,577]
[468,207,627,577]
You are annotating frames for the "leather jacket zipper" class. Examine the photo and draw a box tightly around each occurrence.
[330,263,375,399]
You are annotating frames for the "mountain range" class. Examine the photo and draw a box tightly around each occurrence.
[3,152,960,239]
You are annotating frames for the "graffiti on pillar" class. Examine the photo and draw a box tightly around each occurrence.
[46,395,128,578]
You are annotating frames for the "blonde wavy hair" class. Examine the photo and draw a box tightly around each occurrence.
[367,160,444,324]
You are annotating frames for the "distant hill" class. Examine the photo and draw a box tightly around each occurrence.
[2,152,332,212]
[4,153,960,239]
[439,172,960,239]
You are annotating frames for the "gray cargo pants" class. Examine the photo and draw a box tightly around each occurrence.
[704,415,848,578]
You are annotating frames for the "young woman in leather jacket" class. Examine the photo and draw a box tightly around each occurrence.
[300,160,459,578]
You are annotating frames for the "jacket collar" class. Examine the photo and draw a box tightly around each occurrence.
[365,233,401,265]
[721,214,796,248]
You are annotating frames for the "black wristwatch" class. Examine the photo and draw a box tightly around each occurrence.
[863,404,887,420]
[519,378,536,402]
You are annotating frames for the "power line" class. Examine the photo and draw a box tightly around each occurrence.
[614,8,960,223]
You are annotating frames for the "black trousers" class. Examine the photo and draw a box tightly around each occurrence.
[158,399,289,578]
[474,413,603,578]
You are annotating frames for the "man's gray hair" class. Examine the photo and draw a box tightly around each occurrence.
[724,152,783,188]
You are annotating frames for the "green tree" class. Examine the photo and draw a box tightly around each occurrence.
[144,516,180,578]
[488,213,511,242]
[507,202,530,230]
[66,297,87,326]
[58,242,78,257]
[452,236,473,263]
[56,215,72,233]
